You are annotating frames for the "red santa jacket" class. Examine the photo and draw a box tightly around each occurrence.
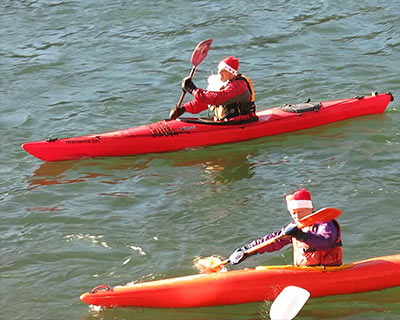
[184,75,255,120]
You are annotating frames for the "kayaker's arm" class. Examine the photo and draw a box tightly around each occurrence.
[229,226,292,265]
[183,99,209,114]
[251,226,292,253]
[284,221,340,250]
[192,80,248,105]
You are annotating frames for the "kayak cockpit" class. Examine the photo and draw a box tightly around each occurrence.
[178,116,259,125]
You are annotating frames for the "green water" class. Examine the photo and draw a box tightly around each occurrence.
[1,1,399,319]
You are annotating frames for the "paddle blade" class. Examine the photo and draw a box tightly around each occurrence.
[194,256,227,273]
[297,207,342,229]
[191,39,213,67]
[270,286,310,320]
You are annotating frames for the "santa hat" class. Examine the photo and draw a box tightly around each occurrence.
[218,56,239,76]
[286,188,313,211]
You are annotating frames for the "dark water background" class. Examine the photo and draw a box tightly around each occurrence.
[1,0,399,319]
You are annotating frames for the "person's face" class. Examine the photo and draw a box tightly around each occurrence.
[219,69,234,82]
[290,207,313,223]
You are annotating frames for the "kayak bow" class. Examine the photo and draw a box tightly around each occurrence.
[23,92,394,161]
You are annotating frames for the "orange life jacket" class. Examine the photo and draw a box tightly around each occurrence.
[292,220,342,267]
[214,75,257,121]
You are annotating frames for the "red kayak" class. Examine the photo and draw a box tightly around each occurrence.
[80,254,400,308]
[22,92,394,161]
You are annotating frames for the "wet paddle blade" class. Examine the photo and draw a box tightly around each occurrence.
[270,286,310,320]
[191,39,213,67]
[194,256,227,273]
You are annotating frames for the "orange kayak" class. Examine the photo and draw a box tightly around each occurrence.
[80,254,400,308]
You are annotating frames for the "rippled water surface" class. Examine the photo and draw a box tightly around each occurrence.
[1,1,400,319]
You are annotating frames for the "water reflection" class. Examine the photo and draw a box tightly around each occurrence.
[80,301,264,320]
[166,150,256,184]
[28,145,289,188]
[28,157,152,188]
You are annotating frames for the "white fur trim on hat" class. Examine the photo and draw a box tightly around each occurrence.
[218,61,238,76]
[287,200,313,211]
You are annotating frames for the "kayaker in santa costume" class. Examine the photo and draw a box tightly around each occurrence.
[169,56,257,122]
[229,188,343,267]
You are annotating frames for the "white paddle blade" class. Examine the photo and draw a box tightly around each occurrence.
[270,286,310,320]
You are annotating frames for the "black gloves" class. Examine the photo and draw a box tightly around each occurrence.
[181,76,197,94]
[169,76,196,119]
[169,105,186,119]
[281,222,308,241]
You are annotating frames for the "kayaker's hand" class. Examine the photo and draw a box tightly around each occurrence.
[169,105,186,120]
[282,222,298,236]
[229,247,249,265]
[282,222,307,241]
[181,77,197,94]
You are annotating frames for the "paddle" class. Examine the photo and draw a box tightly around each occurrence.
[269,286,310,320]
[170,39,213,119]
[177,38,213,108]
[199,207,342,273]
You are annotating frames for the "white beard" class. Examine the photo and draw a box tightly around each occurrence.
[206,74,227,91]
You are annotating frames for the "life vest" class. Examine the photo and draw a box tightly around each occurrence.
[292,220,343,267]
[213,75,257,121]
